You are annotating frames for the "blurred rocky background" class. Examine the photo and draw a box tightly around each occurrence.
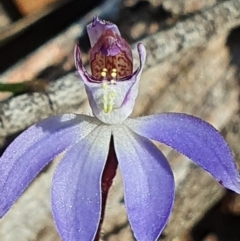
[1,0,240,240]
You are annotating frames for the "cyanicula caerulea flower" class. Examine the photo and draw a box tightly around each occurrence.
[1,16,240,241]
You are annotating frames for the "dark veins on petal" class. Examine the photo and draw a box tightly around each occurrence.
[90,30,133,80]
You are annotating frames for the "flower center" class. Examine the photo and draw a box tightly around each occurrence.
[90,30,133,80]
[101,68,116,113]
[91,52,132,80]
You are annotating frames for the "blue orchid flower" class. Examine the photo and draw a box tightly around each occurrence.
[0,16,240,241]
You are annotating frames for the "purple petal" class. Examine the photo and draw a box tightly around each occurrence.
[0,114,99,217]
[113,126,174,241]
[51,125,111,241]
[87,16,121,47]
[125,113,240,193]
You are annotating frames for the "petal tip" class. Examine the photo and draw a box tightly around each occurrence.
[137,43,146,67]
[74,44,81,69]
[231,176,240,194]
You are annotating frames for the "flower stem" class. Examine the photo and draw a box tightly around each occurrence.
[94,137,118,241]
[0,80,47,94]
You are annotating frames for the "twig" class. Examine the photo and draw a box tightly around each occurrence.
[1,0,240,138]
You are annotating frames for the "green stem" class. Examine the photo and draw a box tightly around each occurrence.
[0,83,28,93]
[0,80,47,94]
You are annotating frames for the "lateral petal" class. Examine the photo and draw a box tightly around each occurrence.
[113,126,174,241]
[51,125,111,241]
[125,113,240,193]
[0,114,99,217]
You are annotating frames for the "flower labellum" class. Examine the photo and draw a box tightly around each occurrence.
[1,16,240,241]
[75,17,145,124]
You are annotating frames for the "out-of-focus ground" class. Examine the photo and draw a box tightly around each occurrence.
[1,0,240,241]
